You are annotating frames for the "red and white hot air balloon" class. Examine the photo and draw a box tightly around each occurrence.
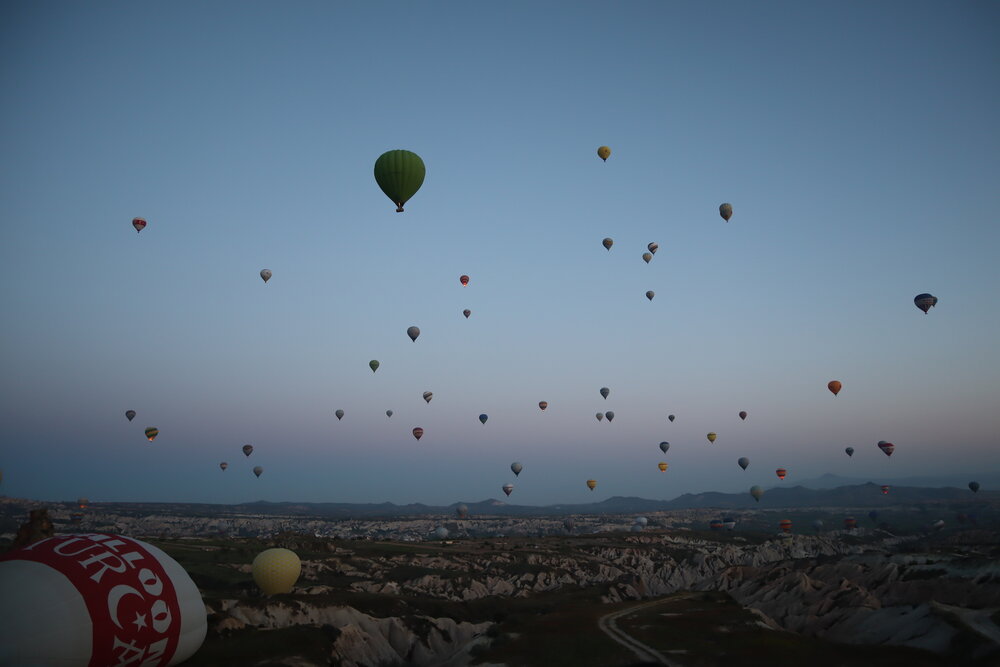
[0,533,206,666]
[132,217,147,233]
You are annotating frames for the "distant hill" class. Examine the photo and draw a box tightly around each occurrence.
[795,471,1000,490]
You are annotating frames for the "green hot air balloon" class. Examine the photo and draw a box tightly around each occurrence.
[374,150,425,212]
[750,485,764,502]
[369,360,380,373]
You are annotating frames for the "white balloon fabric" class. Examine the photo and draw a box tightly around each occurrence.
[0,533,207,666]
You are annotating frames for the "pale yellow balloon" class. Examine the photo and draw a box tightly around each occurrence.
[252,548,301,595]
[597,146,611,161]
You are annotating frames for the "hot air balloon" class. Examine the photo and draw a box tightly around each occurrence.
[776,468,787,480]
[460,275,470,286]
[335,409,345,420]
[600,387,610,399]
[845,447,854,457]
[586,479,597,491]
[877,441,895,457]
[738,457,749,471]
[386,409,393,418]
[511,462,523,476]
[844,517,857,530]
[479,413,488,424]
[750,486,764,502]
[642,252,652,264]
[407,326,420,342]
[648,242,659,254]
[463,309,471,318]
[635,516,648,527]
[659,441,669,454]
[779,519,792,533]
[412,427,424,440]
[914,293,938,314]
[131,217,147,233]
[77,498,89,510]
[596,412,604,421]
[563,518,575,531]
[738,411,747,421]
[260,269,272,283]
[719,203,733,222]
[144,427,158,442]
[502,484,513,497]
[668,414,675,422]
[881,485,890,495]
[602,237,613,251]
[423,391,433,403]
[242,444,253,457]
[434,526,449,540]
[374,149,425,212]
[722,517,736,530]
[969,481,980,493]
[706,432,717,443]
[645,291,655,301]
[538,401,548,411]
[219,462,228,471]
[828,380,842,396]
[604,411,615,422]
[812,519,824,532]
[597,146,611,161]
[0,533,207,666]
[369,360,380,373]
[657,462,668,472]
[253,466,263,478]
[455,504,469,519]
[252,548,300,595]
[125,409,136,422]
[709,519,723,531]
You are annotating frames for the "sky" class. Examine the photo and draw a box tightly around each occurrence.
[1,1,998,507]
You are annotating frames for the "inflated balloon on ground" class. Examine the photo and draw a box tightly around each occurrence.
[252,548,301,595]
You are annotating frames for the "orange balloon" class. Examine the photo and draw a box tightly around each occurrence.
[586,479,597,490]
[776,468,787,480]
[828,380,842,396]
[657,462,668,472]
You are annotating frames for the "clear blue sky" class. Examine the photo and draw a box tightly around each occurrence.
[2,1,998,506]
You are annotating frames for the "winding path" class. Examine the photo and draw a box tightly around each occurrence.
[597,598,682,666]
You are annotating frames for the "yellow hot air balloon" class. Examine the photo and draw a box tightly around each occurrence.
[597,146,611,161]
[252,548,301,595]
[586,479,597,491]
[706,432,717,443]
[657,462,668,472]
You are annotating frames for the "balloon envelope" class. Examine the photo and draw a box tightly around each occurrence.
[881,485,890,495]
[648,242,658,254]
[335,409,344,420]
[460,275,470,286]
[828,380,842,396]
[750,486,764,502]
[253,466,263,477]
[260,269,272,283]
[602,237,613,251]
[914,293,938,313]
[538,401,548,411]
[658,462,668,472]
[645,290,655,301]
[144,427,158,442]
[463,309,471,318]
[738,457,749,470]
[511,462,523,476]
[423,391,433,403]
[597,146,611,161]
[434,526,449,540]
[131,217,147,233]
[412,427,424,440]
[242,444,253,457]
[586,479,597,490]
[407,326,420,342]
[738,411,747,421]
[600,387,610,399]
[502,484,513,496]
[455,504,468,519]
[386,410,393,418]
[219,462,228,471]
[659,441,669,454]
[642,252,652,264]
[604,411,614,422]
[719,203,733,221]
[252,548,300,595]
[969,481,980,493]
[369,360,379,373]
[776,468,787,480]
[479,414,488,424]
[374,149,425,212]
[0,533,206,666]
[845,447,854,457]
[706,432,717,443]
[877,441,895,457]
[125,410,136,422]
[595,412,604,421]
[668,414,675,422]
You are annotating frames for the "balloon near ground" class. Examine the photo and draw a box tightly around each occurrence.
[373,149,425,212]
[750,486,764,502]
[597,146,611,161]
[0,533,207,666]
[779,519,792,533]
[881,485,890,495]
[969,481,980,493]
[252,548,301,595]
